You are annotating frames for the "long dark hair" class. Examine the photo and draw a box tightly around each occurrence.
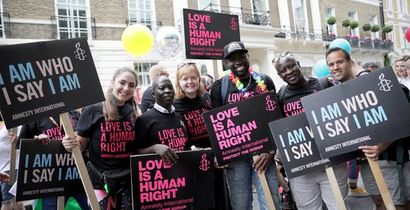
[103,67,140,121]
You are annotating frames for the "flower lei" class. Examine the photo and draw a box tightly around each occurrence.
[228,69,267,93]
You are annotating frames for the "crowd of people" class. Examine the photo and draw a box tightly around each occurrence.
[0,40,409,210]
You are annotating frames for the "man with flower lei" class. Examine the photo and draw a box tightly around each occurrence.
[210,41,280,210]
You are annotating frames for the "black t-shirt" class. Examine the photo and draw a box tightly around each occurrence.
[19,111,80,140]
[210,72,276,107]
[280,77,325,117]
[139,86,156,113]
[76,103,137,170]
[135,108,188,151]
[174,94,212,148]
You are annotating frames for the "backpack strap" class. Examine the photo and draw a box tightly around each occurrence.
[277,85,287,103]
[317,77,331,90]
[221,75,230,104]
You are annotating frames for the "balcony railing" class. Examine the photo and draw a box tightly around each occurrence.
[202,3,271,26]
[51,16,96,39]
[0,12,10,38]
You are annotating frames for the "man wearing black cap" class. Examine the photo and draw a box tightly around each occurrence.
[210,41,280,210]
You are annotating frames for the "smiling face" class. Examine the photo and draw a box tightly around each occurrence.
[178,71,200,99]
[275,56,304,86]
[111,71,137,106]
[326,50,354,82]
[224,52,250,79]
[153,76,175,109]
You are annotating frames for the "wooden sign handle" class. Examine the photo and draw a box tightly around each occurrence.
[60,112,100,210]
[325,167,347,210]
[367,158,395,210]
[252,156,276,210]
[57,196,65,210]
[8,127,18,184]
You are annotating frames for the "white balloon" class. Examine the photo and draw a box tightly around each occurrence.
[155,26,182,58]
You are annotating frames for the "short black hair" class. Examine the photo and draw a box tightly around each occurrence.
[325,47,351,62]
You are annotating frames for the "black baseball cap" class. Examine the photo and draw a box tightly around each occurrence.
[223,41,248,59]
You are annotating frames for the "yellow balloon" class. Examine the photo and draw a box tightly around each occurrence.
[121,24,154,56]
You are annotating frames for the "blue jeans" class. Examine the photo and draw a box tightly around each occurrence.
[1,170,14,204]
[225,159,280,210]
[41,193,89,210]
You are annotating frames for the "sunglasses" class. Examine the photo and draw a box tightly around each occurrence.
[272,51,294,64]
[177,62,196,69]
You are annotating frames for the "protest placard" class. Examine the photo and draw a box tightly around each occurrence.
[16,140,83,201]
[0,38,105,209]
[131,149,214,210]
[0,38,104,128]
[203,91,281,165]
[269,114,330,178]
[301,69,410,159]
[183,9,240,59]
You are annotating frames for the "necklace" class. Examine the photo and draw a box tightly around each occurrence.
[228,69,267,93]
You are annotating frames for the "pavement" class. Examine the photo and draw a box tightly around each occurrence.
[251,192,375,210]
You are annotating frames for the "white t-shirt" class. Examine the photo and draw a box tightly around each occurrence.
[0,122,19,171]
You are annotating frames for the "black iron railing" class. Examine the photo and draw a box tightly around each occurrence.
[202,3,271,26]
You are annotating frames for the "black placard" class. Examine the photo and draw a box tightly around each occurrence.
[131,149,214,210]
[301,68,410,159]
[183,9,240,59]
[269,114,330,178]
[0,38,104,128]
[203,91,281,165]
[16,139,84,201]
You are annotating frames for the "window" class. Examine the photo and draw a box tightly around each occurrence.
[398,0,408,14]
[292,0,308,31]
[386,0,393,17]
[369,15,379,39]
[0,0,4,38]
[55,0,90,39]
[128,0,157,31]
[401,27,409,48]
[135,62,157,87]
[325,7,337,35]
[348,11,358,37]
[198,0,219,12]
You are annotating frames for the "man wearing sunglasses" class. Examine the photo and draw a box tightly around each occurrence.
[274,51,350,210]
[210,41,280,210]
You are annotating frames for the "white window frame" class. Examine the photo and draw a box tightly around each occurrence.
[292,0,309,32]
[135,62,158,88]
[0,0,4,38]
[325,7,337,35]
[386,0,394,17]
[54,0,92,39]
[128,0,157,32]
[198,0,220,12]
[401,26,409,49]
[348,11,359,37]
[370,15,379,39]
[397,0,408,15]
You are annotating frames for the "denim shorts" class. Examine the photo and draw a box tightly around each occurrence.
[1,171,13,204]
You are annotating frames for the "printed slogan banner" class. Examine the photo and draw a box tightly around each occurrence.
[301,68,410,159]
[131,149,214,210]
[16,139,84,201]
[183,9,240,59]
[0,38,104,128]
[203,91,282,165]
[269,114,330,178]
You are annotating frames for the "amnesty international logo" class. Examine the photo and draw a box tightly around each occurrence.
[265,95,277,112]
[199,153,211,171]
[378,73,393,92]
[230,17,238,31]
[74,42,87,61]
